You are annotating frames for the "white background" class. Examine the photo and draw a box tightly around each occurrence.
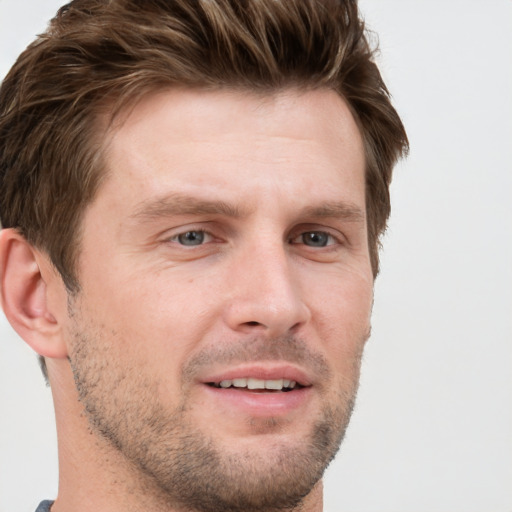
[1,1,511,511]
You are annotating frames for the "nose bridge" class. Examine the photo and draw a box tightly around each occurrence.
[224,235,311,335]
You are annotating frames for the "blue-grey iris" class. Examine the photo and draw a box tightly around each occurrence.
[178,231,205,246]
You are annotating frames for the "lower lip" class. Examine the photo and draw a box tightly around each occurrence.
[201,385,312,417]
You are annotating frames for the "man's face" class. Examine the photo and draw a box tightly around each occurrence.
[65,88,373,512]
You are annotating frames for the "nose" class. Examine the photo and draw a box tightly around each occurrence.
[223,243,311,337]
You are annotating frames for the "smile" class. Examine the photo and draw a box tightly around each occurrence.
[208,378,300,391]
[200,366,314,417]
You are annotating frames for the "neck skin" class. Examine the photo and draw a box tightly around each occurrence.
[47,359,324,512]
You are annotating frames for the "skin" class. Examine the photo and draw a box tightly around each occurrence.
[0,88,373,512]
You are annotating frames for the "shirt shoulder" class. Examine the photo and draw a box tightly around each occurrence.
[35,501,54,512]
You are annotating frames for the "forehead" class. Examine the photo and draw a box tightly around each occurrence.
[108,87,363,150]
[97,87,365,213]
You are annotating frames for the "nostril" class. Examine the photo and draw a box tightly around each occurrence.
[226,296,311,337]
[290,322,302,333]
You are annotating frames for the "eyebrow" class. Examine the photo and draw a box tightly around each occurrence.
[301,202,366,223]
[130,193,250,222]
[130,193,365,224]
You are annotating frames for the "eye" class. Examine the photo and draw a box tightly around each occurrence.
[291,231,337,247]
[171,230,212,246]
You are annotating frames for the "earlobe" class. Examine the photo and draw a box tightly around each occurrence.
[0,228,68,359]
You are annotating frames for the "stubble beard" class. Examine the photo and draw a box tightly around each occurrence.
[68,315,363,512]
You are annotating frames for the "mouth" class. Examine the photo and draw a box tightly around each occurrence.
[207,377,303,392]
[200,363,313,416]
[199,365,314,418]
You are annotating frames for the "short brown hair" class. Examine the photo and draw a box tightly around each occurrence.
[0,0,407,288]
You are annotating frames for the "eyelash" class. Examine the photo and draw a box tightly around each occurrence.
[168,228,341,248]
[289,231,339,248]
[169,229,213,246]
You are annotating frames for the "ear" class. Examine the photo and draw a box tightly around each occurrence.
[0,228,68,359]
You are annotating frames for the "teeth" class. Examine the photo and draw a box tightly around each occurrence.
[215,378,297,390]
[265,379,283,390]
[247,378,265,389]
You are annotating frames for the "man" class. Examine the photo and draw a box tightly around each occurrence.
[0,1,407,511]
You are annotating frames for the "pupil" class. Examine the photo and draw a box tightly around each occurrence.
[304,232,327,247]
[179,231,204,245]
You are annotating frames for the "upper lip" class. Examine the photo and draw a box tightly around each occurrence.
[199,363,313,387]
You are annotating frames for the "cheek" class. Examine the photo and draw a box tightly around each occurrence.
[83,271,223,370]
[311,272,373,367]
